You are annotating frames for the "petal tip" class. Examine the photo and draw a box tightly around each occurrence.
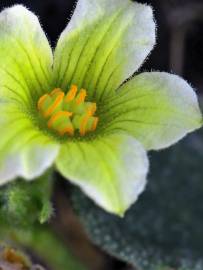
[1,4,29,14]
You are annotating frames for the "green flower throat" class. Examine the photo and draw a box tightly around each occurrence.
[37,85,99,137]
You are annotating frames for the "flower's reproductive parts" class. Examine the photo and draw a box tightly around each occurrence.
[38,85,99,137]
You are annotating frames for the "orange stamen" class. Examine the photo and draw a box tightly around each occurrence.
[91,117,99,132]
[65,85,78,102]
[80,114,90,136]
[88,103,97,116]
[47,111,72,128]
[38,85,98,137]
[44,92,64,118]
[37,94,49,111]
[76,89,87,105]
[50,88,63,96]
[59,127,74,136]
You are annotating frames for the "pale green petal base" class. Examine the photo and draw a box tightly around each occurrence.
[101,72,203,150]
[56,133,149,216]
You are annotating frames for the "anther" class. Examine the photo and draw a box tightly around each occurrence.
[65,85,78,102]
[87,103,97,116]
[59,127,74,136]
[44,92,64,118]
[37,94,49,111]
[80,114,90,136]
[47,111,72,129]
[37,85,98,137]
[50,88,62,96]
[76,89,87,105]
[91,117,99,132]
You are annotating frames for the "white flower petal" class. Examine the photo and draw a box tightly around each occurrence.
[56,133,148,216]
[54,0,155,101]
[102,72,203,150]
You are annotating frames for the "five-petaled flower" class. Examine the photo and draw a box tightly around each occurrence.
[0,0,202,216]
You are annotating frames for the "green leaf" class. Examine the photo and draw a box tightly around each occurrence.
[71,128,203,270]
[101,72,202,150]
[0,5,53,108]
[0,170,54,227]
[39,199,54,224]
[56,133,148,216]
[54,0,155,101]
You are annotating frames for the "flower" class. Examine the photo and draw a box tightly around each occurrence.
[0,0,202,216]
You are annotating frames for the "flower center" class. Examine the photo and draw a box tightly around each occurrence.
[37,85,99,137]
